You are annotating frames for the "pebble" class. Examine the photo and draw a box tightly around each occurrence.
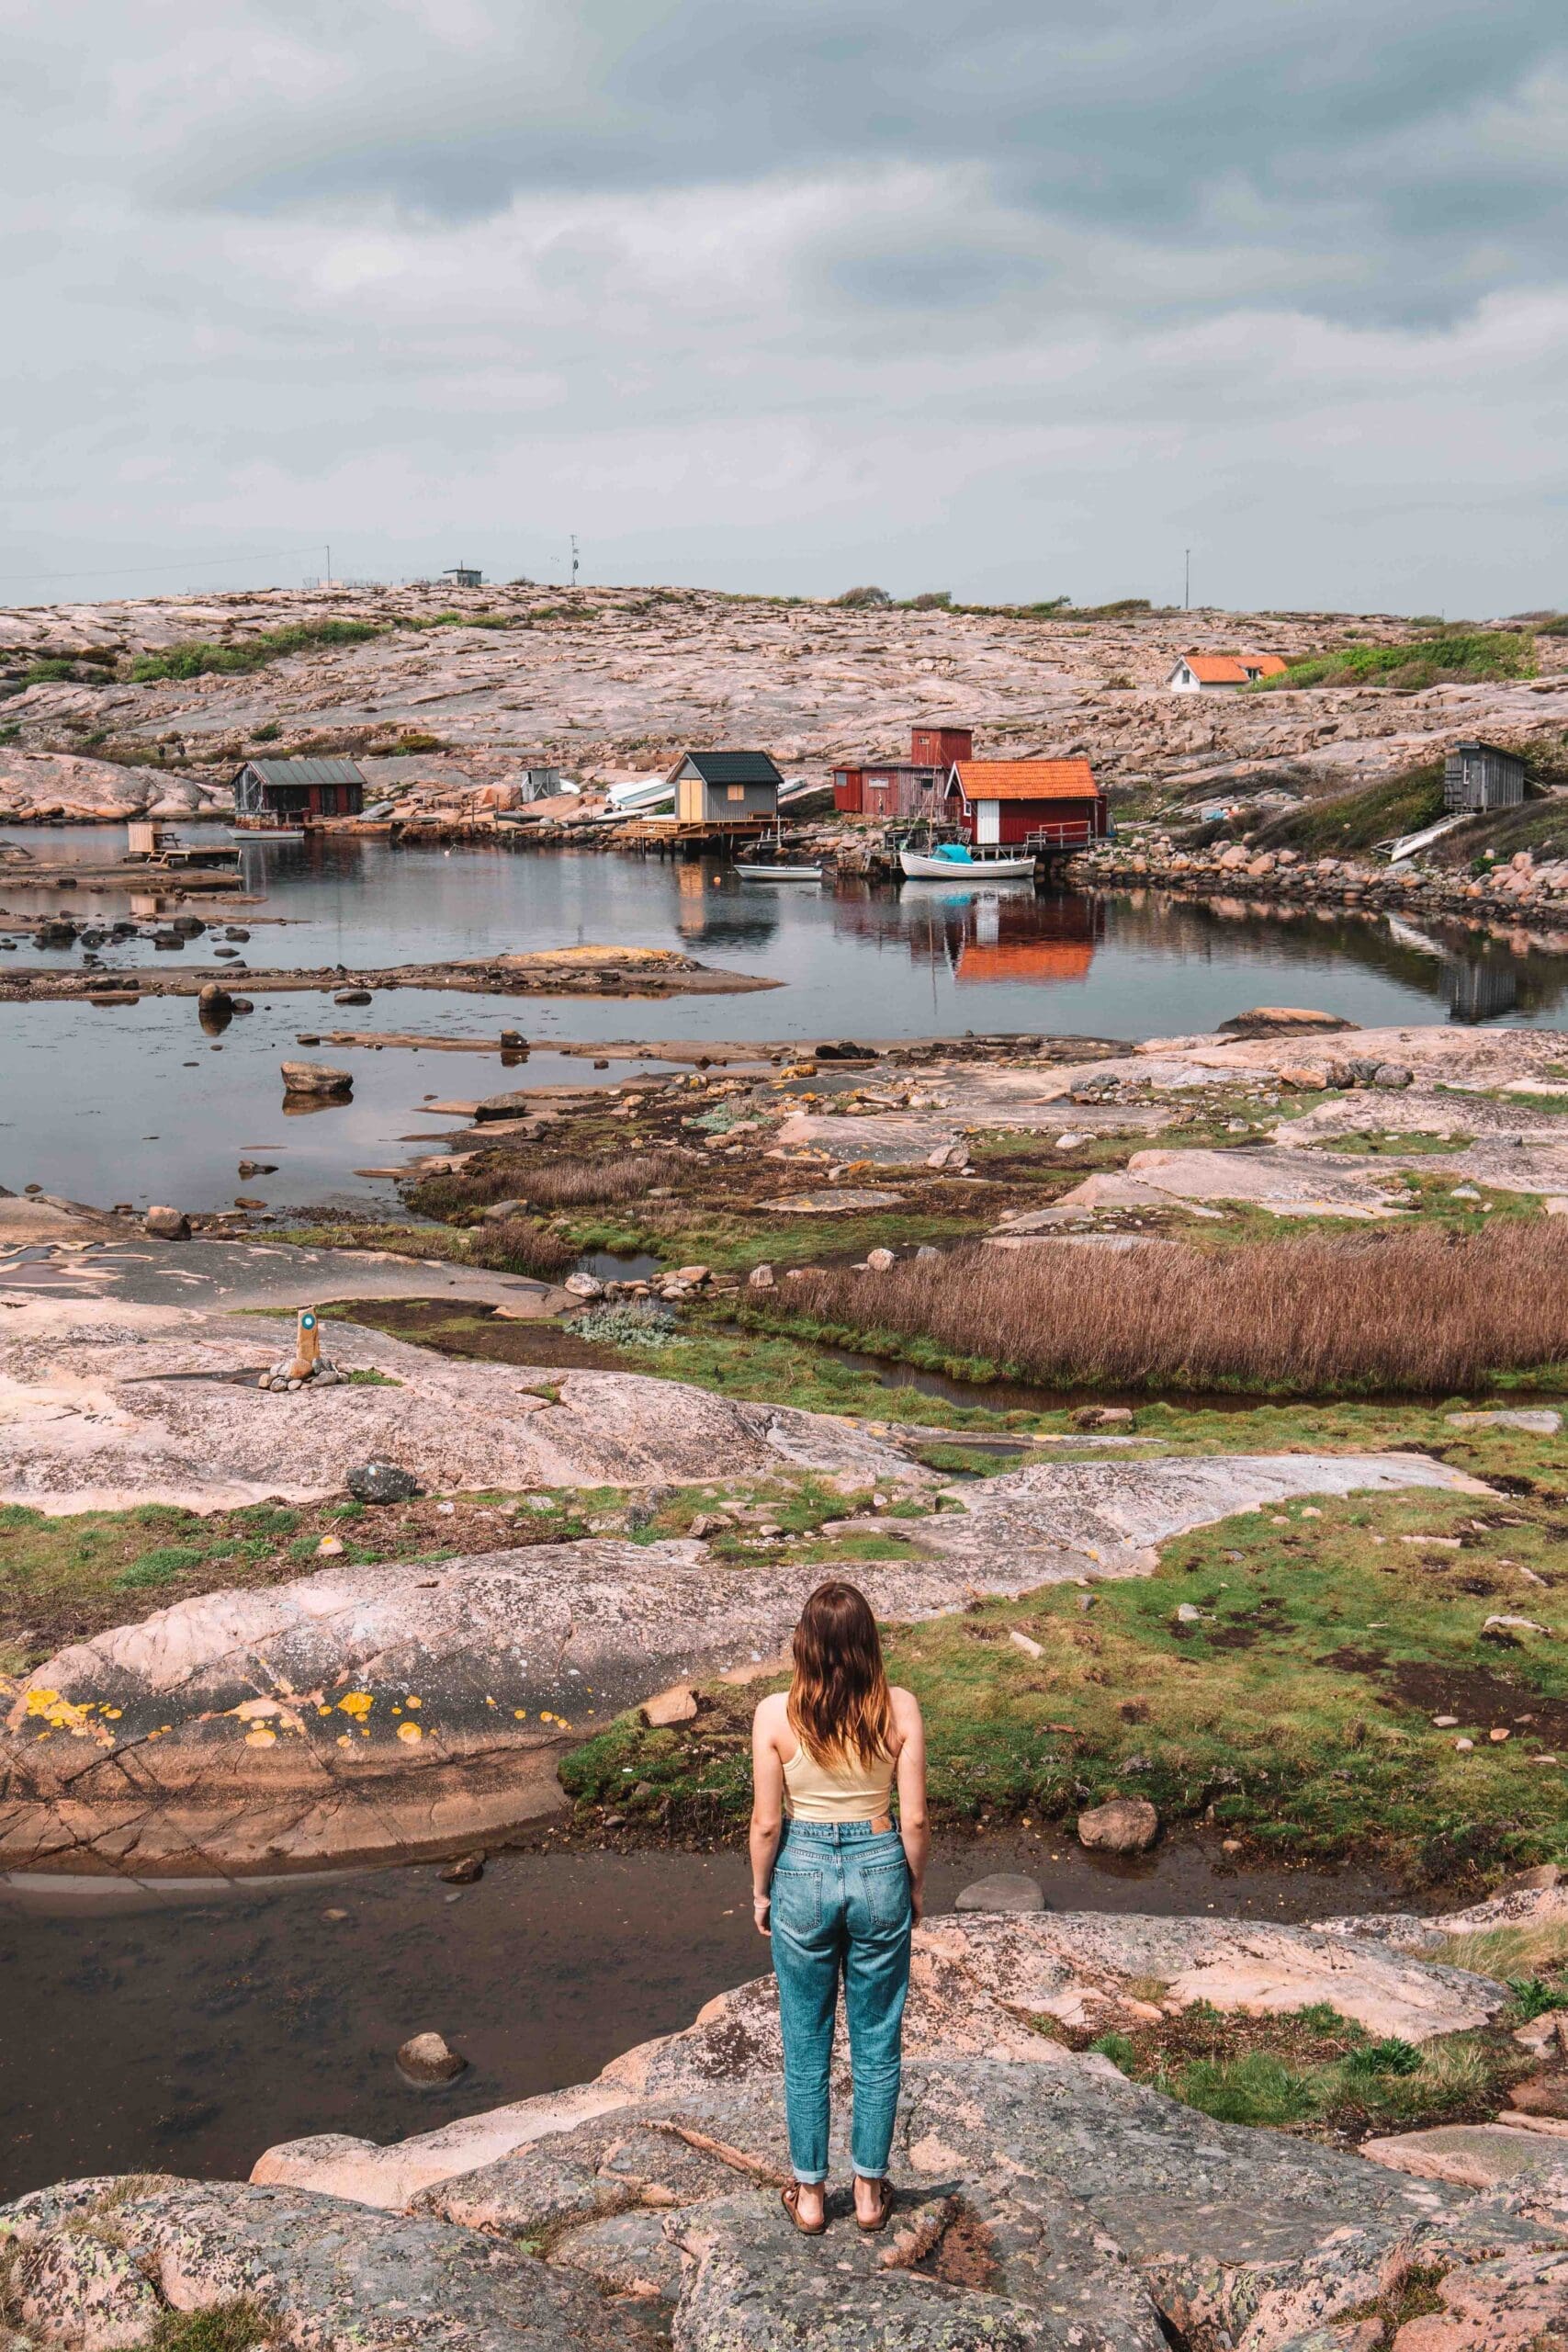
[1433,1714,1460,1727]
[1454,1738,1475,1752]
[396,2030,468,2086]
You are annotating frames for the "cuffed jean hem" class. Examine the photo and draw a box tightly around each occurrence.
[792,2169,828,2185]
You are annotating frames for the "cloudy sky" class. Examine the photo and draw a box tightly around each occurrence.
[3,0,1565,613]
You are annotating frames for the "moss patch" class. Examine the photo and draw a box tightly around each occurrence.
[1085,2001,1529,2144]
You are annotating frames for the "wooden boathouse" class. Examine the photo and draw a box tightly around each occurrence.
[230,757,367,825]
[943,758,1109,852]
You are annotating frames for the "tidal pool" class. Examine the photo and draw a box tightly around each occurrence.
[0,1837,1411,2199]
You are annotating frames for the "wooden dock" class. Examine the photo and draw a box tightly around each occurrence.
[611,818,776,855]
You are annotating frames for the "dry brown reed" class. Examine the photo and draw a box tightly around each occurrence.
[409,1150,687,1217]
[777,1223,1568,1393]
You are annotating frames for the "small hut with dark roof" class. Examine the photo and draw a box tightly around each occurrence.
[230,757,366,823]
[667,750,782,824]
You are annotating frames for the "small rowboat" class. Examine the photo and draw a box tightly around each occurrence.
[230,822,305,842]
[733,861,825,880]
[899,846,1034,879]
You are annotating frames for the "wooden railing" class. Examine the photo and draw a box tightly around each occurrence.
[1022,820,1096,852]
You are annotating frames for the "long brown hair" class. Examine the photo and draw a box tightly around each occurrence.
[787,1580,894,1769]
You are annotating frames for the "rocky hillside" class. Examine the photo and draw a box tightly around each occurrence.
[2,584,1566,820]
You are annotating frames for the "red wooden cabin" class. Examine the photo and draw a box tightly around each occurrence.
[943,758,1107,851]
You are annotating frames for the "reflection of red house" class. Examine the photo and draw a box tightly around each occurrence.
[955,938,1096,985]
[834,726,973,818]
[944,758,1107,850]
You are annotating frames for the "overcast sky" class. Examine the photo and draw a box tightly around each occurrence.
[3,1,1565,613]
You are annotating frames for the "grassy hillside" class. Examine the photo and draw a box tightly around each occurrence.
[1252,764,1447,856]
[1253,631,1536,693]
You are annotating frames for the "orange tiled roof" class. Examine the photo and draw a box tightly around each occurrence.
[1178,653,1288,684]
[950,758,1098,802]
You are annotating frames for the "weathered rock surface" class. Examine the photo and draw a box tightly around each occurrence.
[877,1450,1486,1581]
[0,1424,1484,1873]
[0,1296,919,1512]
[0,2175,661,2350]
[0,1894,1542,2350]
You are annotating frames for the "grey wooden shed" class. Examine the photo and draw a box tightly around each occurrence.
[669,750,782,824]
[1444,741,1526,814]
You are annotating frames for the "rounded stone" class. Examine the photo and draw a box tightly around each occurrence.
[1077,1796,1160,1856]
[396,2030,468,2086]
[953,1872,1046,1915]
[346,1460,423,1505]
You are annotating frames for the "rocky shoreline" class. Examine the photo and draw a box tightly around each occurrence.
[6,1879,1568,2349]
[1069,835,1568,942]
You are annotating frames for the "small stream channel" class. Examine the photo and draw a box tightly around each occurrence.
[0,1838,1413,2200]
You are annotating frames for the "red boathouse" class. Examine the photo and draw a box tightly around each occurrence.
[943,758,1108,851]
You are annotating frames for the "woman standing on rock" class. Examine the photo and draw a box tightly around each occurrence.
[750,1578,929,2235]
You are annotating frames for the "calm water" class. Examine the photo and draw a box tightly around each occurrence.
[4,831,1566,1209]
[0,1836,1407,2198]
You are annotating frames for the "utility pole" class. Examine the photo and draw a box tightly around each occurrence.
[1184,548,1190,612]
[324,545,332,591]
[570,534,580,587]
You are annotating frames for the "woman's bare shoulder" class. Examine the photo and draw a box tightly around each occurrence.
[888,1685,924,1726]
[753,1690,791,1731]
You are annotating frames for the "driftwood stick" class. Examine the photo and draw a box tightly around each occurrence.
[649,2120,790,2187]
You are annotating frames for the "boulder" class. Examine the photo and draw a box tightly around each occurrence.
[142,1205,189,1240]
[864,1246,896,1272]
[746,1263,775,1290]
[563,1272,604,1300]
[1445,1408,1562,1435]
[1216,1007,1354,1035]
[346,1460,422,1504]
[953,1873,1046,1915]
[397,2031,468,2086]
[281,1061,353,1098]
[641,1684,699,1728]
[1077,1797,1160,1855]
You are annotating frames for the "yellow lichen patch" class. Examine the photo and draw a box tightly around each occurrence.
[244,1727,277,1748]
[513,1709,527,1720]
[336,1692,375,1720]
[404,1696,422,1709]
[23,1690,93,1732]
[396,1721,423,1743]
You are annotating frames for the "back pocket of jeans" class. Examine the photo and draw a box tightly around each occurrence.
[861,1860,910,1928]
[772,1868,824,1935]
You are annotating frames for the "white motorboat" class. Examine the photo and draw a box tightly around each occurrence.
[229,823,305,842]
[733,860,825,880]
[898,845,1035,879]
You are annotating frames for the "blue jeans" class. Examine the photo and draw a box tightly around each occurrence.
[769,1819,912,2184]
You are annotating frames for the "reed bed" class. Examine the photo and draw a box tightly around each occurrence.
[775,1223,1568,1394]
[410,1150,687,1217]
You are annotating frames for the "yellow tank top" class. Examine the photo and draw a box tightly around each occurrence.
[783,1738,896,1823]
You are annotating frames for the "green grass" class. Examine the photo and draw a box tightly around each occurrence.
[149,2299,276,2352]
[1088,2003,1520,2141]
[564,1460,1568,1881]
[129,620,379,683]
[1251,632,1536,692]
[1252,763,1448,857]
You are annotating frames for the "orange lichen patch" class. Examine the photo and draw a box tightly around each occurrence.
[17,1689,113,1744]
[396,1721,423,1743]
[336,1692,375,1720]
[404,1696,422,1709]
[244,1727,277,1748]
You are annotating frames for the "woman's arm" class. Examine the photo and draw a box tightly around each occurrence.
[750,1697,786,1938]
[893,1690,930,1922]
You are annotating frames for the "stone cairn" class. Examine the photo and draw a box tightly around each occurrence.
[258,1307,349,1394]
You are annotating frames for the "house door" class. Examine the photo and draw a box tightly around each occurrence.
[976,800,1000,845]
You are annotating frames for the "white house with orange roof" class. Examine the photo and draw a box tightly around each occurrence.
[1167,652,1289,693]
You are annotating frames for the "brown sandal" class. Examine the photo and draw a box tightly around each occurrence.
[854,2177,893,2233]
[781,2183,827,2236]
